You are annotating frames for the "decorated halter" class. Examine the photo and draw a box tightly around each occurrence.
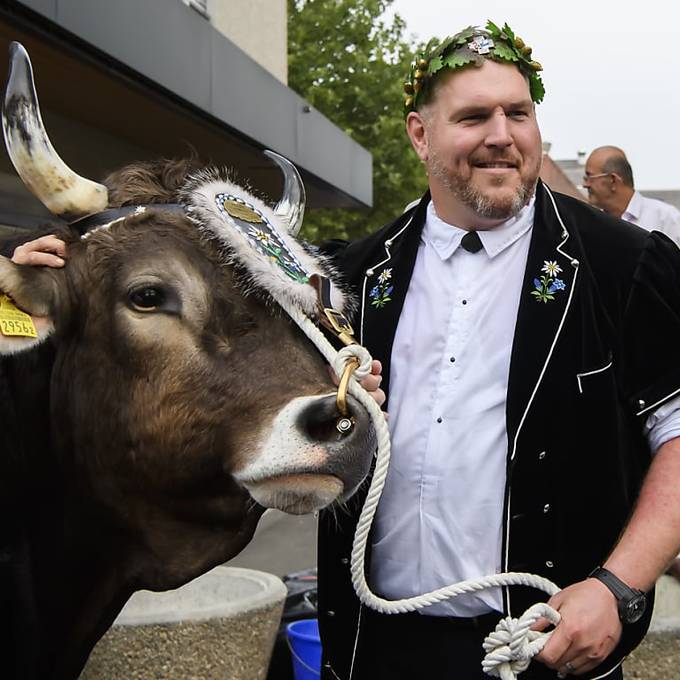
[1,41,363,430]
[403,20,545,118]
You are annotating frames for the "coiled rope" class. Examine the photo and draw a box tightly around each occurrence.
[277,293,562,680]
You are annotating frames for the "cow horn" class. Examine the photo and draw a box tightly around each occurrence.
[2,42,108,220]
[264,149,306,236]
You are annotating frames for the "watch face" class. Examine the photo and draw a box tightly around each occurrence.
[624,594,647,624]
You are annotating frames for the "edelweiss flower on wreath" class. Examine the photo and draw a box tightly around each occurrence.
[531,260,566,303]
[402,20,545,117]
[370,268,394,308]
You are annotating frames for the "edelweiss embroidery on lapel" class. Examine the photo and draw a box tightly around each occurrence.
[369,268,394,308]
[531,260,567,303]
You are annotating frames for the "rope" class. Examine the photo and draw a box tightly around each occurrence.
[275,292,562,680]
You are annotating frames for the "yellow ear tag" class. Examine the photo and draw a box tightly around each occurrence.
[0,294,38,338]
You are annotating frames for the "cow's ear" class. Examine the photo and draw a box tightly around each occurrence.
[0,254,61,355]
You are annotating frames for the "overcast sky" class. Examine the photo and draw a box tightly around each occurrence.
[385,1,678,190]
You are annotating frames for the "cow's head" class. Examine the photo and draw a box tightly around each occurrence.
[0,43,373,583]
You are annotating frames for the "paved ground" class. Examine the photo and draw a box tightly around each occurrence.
[225,510,317,577]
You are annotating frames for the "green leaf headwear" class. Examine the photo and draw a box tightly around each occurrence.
[403,21,545,118]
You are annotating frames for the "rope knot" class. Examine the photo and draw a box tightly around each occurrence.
[332,345,372,382]
[481,603,560,680]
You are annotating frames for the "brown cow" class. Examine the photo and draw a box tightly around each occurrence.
[0,43,374,679]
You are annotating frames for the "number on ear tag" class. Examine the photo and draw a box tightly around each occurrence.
[0,294,38,338]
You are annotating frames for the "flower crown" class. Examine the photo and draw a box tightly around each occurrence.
[403,21,545,118]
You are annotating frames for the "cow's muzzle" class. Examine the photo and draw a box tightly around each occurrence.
[235,393,375,514]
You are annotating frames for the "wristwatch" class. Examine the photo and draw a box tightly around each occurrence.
[589,567,647,624]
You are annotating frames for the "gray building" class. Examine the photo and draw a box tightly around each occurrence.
[0,0,372,230]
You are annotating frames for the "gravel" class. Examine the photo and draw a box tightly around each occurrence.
[80,602,283,680]
[623,631,680,679]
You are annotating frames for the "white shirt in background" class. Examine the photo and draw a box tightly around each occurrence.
[622,191,680,247]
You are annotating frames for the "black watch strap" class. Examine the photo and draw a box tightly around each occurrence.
[589,566,646,623]
[589,567,633,599]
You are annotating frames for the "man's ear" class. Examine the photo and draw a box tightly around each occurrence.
[0,254,61,355]
[406,111,429,162]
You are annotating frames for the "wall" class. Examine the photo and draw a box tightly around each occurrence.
[208,0,287,84]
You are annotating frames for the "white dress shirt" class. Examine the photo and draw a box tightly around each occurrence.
[370,197,680,618]
[622,191,680,248]
[370,199,535,616]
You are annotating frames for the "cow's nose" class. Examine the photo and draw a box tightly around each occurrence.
[297,393,365,443]
[297,393,375,499]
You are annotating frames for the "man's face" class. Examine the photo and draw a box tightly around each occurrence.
[407,60,542,228]
[583,151,613,210]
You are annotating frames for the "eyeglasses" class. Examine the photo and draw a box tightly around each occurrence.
[582,172,611,184]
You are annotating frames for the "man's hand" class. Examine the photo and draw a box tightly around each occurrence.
[12,235,67,267]
[533,578,622,676]
[330,359,386,409]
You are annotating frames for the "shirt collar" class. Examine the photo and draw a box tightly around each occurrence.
[622,191,643,222]
[422,196,536,261]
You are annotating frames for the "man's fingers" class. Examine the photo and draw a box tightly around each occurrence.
[15,251,65,268]
[558,653,598,676]
[360,373,383,392]
[535,626,573,669]
[530,616,552,632]
[12,235,68,267]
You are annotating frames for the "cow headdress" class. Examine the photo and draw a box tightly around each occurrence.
[2,42,350,332]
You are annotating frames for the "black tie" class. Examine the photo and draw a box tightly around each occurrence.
[461,231,483,253]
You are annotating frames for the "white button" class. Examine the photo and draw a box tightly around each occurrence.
[538,451,546,460]
[543,504,551,514]
[638,399,646,409]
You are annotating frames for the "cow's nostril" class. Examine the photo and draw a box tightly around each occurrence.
[298,394,357,443]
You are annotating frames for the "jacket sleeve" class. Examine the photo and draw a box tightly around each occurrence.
[621,231,680,418]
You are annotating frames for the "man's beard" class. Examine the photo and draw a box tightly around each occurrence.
[428,150,537,221]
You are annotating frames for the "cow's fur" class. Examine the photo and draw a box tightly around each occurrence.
[0,160,373,679]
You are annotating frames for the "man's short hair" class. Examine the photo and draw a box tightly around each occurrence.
[602,155,635,188]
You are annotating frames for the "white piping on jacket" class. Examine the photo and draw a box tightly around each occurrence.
[576,359,614,394]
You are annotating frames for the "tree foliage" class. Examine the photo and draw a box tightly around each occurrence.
[287,0,428,242]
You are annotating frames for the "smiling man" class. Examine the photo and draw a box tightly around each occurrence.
[318,21,680,680]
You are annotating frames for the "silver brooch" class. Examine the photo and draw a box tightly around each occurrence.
[468,36,495,55]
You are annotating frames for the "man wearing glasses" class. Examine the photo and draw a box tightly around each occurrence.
[583,146,680,247]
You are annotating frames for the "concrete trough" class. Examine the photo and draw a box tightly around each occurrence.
[80,566,287,680]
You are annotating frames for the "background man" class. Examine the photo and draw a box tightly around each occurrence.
[318,22,680,680]
[584,145,680,246]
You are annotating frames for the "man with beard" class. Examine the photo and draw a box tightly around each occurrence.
[317,22,680,680]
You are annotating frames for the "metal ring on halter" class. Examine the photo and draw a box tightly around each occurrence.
[336,357,360,416]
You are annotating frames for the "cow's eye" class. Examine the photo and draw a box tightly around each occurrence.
[128,286,167,312]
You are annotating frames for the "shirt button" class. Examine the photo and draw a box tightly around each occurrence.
[327,610,336,617]
[638,399,646,409]
[450,356,456,363]
[462,299,468,305]
[340,557,349,565]
[546,560,554,568]
[538,451,547,460]
[543,504,551,514]
[436,417,443,423]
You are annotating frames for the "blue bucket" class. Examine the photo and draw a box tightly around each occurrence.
[286,618,321,680]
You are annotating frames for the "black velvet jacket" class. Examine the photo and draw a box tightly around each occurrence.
[318,182,680,679]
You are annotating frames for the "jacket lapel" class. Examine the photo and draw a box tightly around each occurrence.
[506,183,582,460]
[358,194,428,401]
